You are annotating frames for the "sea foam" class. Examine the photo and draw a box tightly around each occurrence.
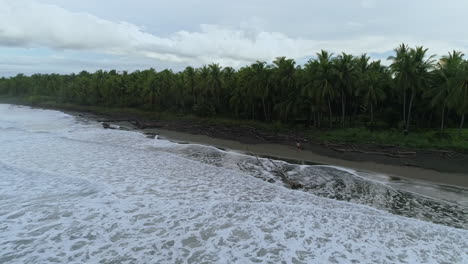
[0,104,467,263]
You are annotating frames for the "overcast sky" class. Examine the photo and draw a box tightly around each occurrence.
[1,0,467,76]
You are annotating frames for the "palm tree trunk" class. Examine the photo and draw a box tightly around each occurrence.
[151,89,155,110]
[460,87,467,134]
[370,104,374,124]
[318,112,322,128]
[352,104,358,127]
[460,114,465,130]
[308,112,317,127]
[405,91,415,132]
[440,104,445,133]
[403,89,407,124]
[328,98,333,128]
[262,97,268,121]
[190,78,195,106]
[251,104,255,120]
[341,94,345,127]
[314,112,318,127]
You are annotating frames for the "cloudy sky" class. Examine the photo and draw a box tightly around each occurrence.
[1,0,467,76]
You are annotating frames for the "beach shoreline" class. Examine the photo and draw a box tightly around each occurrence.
[146,128,468,188]
[68,108,468,189]
[5,102,468,188]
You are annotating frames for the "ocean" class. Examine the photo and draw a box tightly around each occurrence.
[0,104,467,263]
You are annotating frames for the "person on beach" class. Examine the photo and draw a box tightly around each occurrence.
[296,142,303,151]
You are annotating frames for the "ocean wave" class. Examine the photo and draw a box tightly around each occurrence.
[1,104,467,263]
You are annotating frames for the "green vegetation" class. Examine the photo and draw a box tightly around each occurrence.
[312,128,468,151]
[1,44,467,150]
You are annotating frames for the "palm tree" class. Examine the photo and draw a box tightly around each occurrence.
[353,54,371,123]
[272,57,296,121]
[447,59,468,132]
[233,65,253,119]
[311,50,337,128]
[388,43,410,126]
[207,63,223,112]
[427,51,464,132]
[183,66,196,107]
[192,66,211,114]
[389,44,435,132]
[333,53,356,127]
[302,59,320,126]
[356,60,388,125]
[405,46,435,132]
[151,70,173,110]
[250,61,272,121]
[221,66,236,114]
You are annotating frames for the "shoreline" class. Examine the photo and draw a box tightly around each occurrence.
[5,102,468,187]
[75,112,468,189]
[149,128,468,188]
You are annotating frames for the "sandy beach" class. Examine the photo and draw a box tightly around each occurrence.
[76,112,468,188]
[7,102,465,188]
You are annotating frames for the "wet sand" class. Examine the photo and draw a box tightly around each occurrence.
[147,128,468,188]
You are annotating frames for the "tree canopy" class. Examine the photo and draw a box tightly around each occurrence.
[1,44,467,132]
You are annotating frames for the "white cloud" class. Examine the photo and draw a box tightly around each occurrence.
[0,0,398,67]
[0,1,166,52]
[0,0,468,74]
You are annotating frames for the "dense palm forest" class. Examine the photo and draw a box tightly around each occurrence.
[1,44,467,133]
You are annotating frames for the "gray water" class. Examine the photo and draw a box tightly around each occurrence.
[1,104,467,263]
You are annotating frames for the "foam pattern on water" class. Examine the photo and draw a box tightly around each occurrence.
[1,104,468,264]
[149,140,468,229]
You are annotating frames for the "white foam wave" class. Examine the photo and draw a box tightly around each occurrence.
[1,104,467,263]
